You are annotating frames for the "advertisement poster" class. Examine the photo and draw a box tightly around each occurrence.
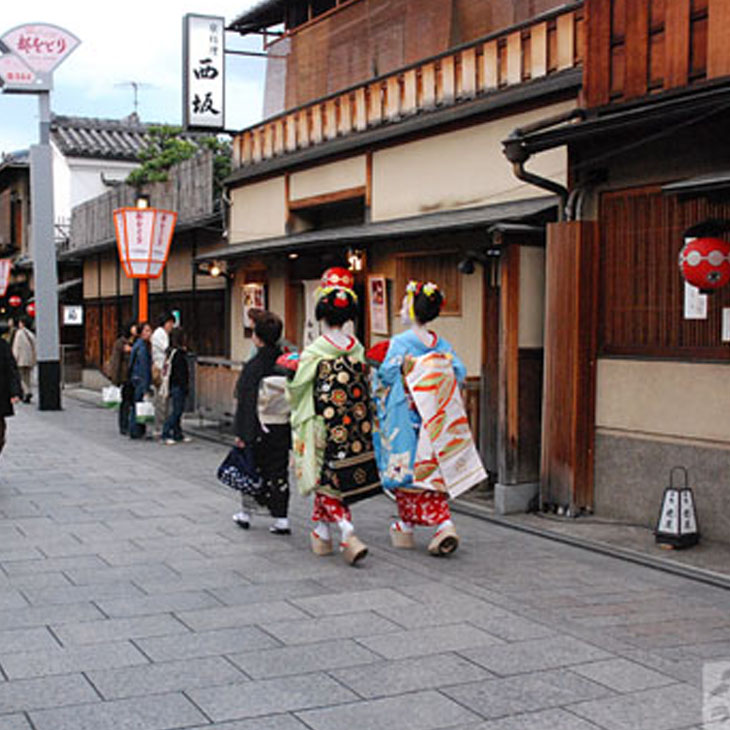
[368,274,389,335]
[242,282,266,335]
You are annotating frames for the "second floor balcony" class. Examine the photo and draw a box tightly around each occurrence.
[231,3,584,171]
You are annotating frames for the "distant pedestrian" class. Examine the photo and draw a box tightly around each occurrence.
[128,322,153,439]
[3,317,17,346]
[151,312,175,437]
[0,324,22,457]
[232,312,291,534]
[11,317,36,404]
[107,321,137,435]
[161,327,191,445]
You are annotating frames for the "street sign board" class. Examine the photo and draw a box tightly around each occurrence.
[0,53,43,91]
[183,14,225,131]
[0,258,11,296]
[1,24,80,73]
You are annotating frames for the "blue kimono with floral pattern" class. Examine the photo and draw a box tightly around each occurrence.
[372,329,466,491]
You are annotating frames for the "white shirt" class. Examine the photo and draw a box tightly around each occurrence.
[151,327,169,369]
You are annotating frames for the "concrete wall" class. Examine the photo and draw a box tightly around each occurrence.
[595,358,730,542]
[289,156,366,201]
[229,177,287,243]
[370,101,572,222]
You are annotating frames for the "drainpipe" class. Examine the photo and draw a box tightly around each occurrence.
[502,108,585,222]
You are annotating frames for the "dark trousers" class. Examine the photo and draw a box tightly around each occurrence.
[162,386,186,441]
[0,417,5,456]
[118,384,133,435]
[129,382,147,439]
[253,424,291,519]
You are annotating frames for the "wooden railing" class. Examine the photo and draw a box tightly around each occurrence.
[585,0,728,107]
[233,4,584,168]
[194,357,242,426]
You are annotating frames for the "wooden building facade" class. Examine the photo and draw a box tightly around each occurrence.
[511,0,730,541]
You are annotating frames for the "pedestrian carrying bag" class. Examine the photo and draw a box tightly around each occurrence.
[216,446,263,495]
[101,385,122,409]
[158,349,176,400]
[134,399,155,424]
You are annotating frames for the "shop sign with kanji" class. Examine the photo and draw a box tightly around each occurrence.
[0,23,79,92]
[183,14,225,131]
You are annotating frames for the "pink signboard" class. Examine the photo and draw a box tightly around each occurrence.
[0,54,37,88]
[1,23,80,74]
[0,259,11,297]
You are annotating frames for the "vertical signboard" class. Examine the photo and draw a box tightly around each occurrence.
[0,258,11,296]
[183,14,225,131]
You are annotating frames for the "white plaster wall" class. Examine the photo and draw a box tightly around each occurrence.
[229,177,287,243]
[519,246,545,349]
[371,101,573,222]
[289,156,366,201]
[52,144,72,230]
[596,358,730,444]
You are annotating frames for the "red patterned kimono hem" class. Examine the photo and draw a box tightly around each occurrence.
[312,492,352,523]
[395,488,451,526]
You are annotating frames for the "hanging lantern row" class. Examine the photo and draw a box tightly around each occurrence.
[8,295,21,308]
[679,237,730,293]
[26,302,35,318]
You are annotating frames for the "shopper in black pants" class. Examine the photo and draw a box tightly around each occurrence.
[232,311,291,534]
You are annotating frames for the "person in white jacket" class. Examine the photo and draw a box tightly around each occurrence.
[151,312,175,437]
[11,318,37,404]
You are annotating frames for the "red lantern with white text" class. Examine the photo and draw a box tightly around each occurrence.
[679,237,730,292]
[8,295,21,308]
[26,302,35,317]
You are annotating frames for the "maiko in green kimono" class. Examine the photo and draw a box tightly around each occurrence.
[287,267,381,565]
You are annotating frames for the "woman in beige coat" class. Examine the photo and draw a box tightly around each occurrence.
[11,317,36,404]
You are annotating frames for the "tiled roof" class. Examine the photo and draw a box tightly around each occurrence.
[229,0,285,33]
[50,113,151,161]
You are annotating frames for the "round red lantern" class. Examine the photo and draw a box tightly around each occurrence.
[679,237,730,292]
[26,302,35,317]
[8,295,21,308]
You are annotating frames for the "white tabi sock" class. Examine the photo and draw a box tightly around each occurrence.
[337,519,354,543]
[273,518,289,530]
[313,522,331,541]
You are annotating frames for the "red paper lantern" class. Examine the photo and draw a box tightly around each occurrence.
[26,302,35,317]
[679,237,730,292]
[8,295,21,307]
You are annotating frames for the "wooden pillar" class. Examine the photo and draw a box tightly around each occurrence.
[541,221,599,512]
[498,244,520,485]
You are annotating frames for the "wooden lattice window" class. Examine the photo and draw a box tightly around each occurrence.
[394,250,461,316]
[600,186,730,360]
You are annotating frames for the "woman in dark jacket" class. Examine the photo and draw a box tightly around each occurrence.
[232,312,291,534]
[161,327,191,444]
[128,322,153,439]
[108,321,137,435]
[0,329,22,457]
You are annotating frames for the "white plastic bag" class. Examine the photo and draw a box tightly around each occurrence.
[102,385,122,409]
[134,399,155,424]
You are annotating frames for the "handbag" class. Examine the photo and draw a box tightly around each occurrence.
[216,446,263,495]
[102,385,122,409]
[134,399,155,424]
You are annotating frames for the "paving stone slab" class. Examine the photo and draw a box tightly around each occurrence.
[87,655,246,699]
[568,658,678,693]
[0,715,32,730]
[0,640,148,680]
[296,689,481,730]
[95,590,223,618]
[208,580,327,607]
[228,639,382,679]
[0,602,104,631]
[0,627,58,654]
[290,587,418,617]
[52,614,189,646]
[357,622,504,660]
[330,652,493,698]
[461,635,611,676]
[176,600,309,632]
[136,626,280,662]
[0,674,99,714]
[462,708,606,729]
[22,581,146,606]
[442,669,614,720]
[261,611,402,646]
[28,692,208,730]
[568,682,702,730]
[187,716,309,730]
[188,673,357,722]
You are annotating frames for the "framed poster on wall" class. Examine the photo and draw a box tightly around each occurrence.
[368,274,389,335]
[242,282,266,337]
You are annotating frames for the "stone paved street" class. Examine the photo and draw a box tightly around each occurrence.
[0,398,728,729]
